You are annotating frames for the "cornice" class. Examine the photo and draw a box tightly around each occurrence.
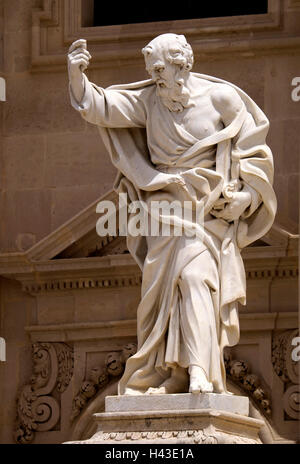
[24,312,298,343]
[28,0,300,73]
[0,251,297,295]
[0,192,297,294]
[25,319,137,343]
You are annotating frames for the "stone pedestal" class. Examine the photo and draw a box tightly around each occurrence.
[68,393,264,444]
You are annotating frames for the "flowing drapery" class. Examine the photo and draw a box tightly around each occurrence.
[70,73,276,393]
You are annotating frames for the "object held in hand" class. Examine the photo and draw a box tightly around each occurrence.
[223,179,242,200]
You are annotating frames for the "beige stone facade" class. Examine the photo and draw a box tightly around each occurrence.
[0,0,299,444]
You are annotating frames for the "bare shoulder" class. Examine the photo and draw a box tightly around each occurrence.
[210,83,244,124]
[211,83,243,110]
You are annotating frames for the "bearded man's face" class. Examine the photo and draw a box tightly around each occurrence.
[145,48,190,113]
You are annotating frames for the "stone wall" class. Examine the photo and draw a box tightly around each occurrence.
[0,0,299,444]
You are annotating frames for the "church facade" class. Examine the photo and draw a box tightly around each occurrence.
[0,0,299,443]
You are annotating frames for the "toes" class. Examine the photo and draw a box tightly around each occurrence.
[189,380,201,393]
[146,387,157,394]
[146,387,165,395]
[189,380,213,394]
[203,385,213,393]
[189,386,201,394]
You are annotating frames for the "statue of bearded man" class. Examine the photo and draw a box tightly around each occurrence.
[68,34,276,396]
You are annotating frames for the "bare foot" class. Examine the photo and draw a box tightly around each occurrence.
[146,367,188,395]
[123,387,144,395]
[189,365,213,394]
[146,385,168,395]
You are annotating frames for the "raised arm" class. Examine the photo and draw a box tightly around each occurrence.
[67,39,147,128]
[68,39,91,103]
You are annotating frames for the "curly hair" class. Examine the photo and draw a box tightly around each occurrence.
[142,33,194,72]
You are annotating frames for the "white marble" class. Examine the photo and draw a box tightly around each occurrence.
[66,407,263,444]
[105,392,249,416]
[68,33,276,397]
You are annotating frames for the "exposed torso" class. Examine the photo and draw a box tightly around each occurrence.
[171,80,224,141]
[147,78,224,165]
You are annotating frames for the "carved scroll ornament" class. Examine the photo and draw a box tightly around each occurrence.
[14,342,74,444]
[224,351,272,416]
[71,343,137,421]
[272,329,299,420]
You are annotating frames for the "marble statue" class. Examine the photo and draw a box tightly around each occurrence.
[68,34,276,396]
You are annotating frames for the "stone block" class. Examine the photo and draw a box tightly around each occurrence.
[3,31,30,74]
[288,173,299,226]
[3,74,85,135]
[264,55,300,121]
[273,173,298,234]
[2,301,29,342]
[267,119,300,176]
[74,288,129,323]
[67,393,263,444]
[105,392,249,416]
[193,57,265,110]
[37,294,75,325]
[50,184,111,231]
[270,279,298,313]
[2,135,46,190]
[0,189,51,252]
[4,0,33,33]
[243,281,270,313]
[45,132,114,188]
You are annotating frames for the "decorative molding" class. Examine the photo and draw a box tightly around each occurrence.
[21,272,142,294]
[25,319,138,343]
[71,344,137,421]
[288,0,300,8]
[0,187,296,268]
[24,312,298,344]
[224,351,272,417]
[0,254,297,297]
[244,260,298,281]
[65,0,282,42]
[17,256,299,294]
[94,429,220,444]
[14,342,74,444]
[28,0,300,72]
[83,409,263,444]
[31,0,60,68]
[0,189,297,296]
[26,191,116,261]
[272,329,299,420]
[91,428,259,444]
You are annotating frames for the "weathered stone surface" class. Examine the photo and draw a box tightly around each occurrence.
[67,402,263,444]
[105,392,249,416]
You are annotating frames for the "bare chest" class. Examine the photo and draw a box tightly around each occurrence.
[172,94,223,140]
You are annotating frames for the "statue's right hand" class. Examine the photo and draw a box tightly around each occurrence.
[67,39,91,76]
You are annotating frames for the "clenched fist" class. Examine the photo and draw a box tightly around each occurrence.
[67,39,91,102]
[68,39,91,74]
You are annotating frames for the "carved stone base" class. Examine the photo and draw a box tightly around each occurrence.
[66,393,264,444]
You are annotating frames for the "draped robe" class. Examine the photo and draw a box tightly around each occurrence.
[70,72,277,394]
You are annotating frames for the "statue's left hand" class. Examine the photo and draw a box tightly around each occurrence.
[211,190,251,222]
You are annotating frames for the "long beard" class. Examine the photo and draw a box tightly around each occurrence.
[156,73,190,113]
